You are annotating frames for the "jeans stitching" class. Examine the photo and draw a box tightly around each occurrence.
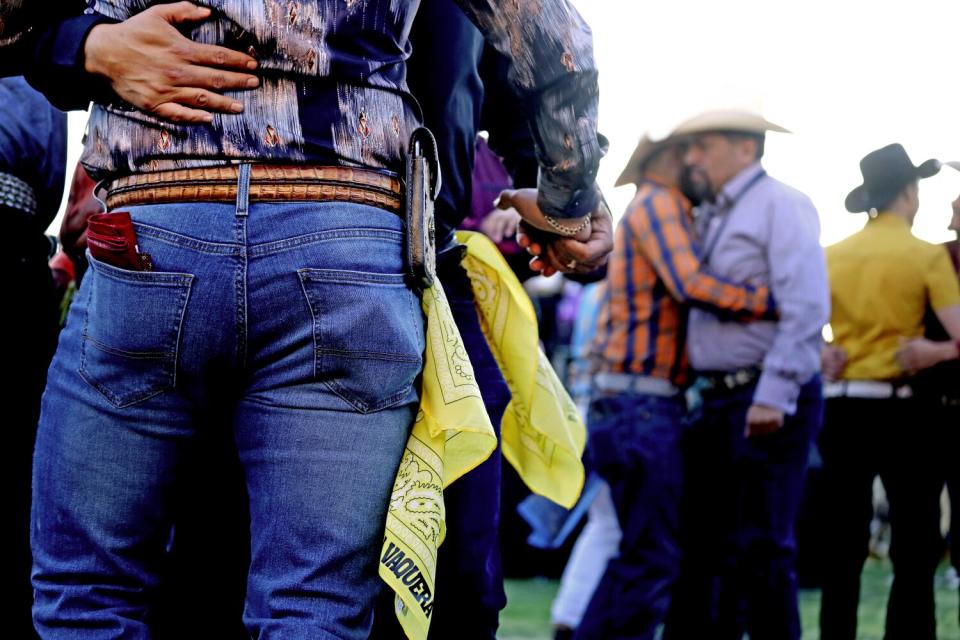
[133,224,402,257]
[83,337,174,359]
[298,268,406,285]
[77,261,193,409]
[298,272,321,381]
[317,347,421,363]
[298,271,421,414]
[134,224,240,255]
[250,229,403,257]
[235,216,248,369]
[88,250,194,284]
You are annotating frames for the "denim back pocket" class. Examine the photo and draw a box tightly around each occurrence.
[298,268,425,413]
[79,254,194,408]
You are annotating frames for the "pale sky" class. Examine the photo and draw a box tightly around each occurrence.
[574,0,960,246]
[58,0,960,247]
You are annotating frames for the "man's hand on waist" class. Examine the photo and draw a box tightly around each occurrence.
[896,336,960,374]
[84,2,259,124]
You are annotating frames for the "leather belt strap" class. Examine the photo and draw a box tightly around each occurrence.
[699,366,762,393]
[106,165,403,215]
[594,372,680,398]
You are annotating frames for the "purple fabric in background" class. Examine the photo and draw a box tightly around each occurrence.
[462,136,522,255]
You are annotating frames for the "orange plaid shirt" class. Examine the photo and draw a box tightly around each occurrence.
[592,176,775,386]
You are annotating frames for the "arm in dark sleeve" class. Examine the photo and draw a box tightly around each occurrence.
[478,44,537,189]
[24,11,116,111]
[454,0,606,220]
[0,77,68,228]
[406,0,485,252]
[1,1,115,110]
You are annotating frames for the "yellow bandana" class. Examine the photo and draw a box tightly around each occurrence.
[379,232,586,639]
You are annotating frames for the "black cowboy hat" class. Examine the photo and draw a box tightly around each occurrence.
[845,143,941,213]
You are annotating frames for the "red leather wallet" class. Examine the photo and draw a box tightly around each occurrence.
[87,211,153,271]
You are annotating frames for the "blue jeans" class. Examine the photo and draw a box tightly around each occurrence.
[576,391,687,640]
[32,189,425,639]
[664,376,823,640]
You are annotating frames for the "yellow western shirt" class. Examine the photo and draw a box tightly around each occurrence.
[826,213,960,381]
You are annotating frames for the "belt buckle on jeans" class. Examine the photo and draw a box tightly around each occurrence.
[704,367,758,392]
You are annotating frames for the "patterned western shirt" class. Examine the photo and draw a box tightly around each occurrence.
[14,0,604,220]
[592,176,775,387]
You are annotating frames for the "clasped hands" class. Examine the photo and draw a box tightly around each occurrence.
[495,188,613,276]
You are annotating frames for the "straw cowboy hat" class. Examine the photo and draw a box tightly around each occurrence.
[671,109,790,137]
[844,143,941,213]
[615,133,682,187]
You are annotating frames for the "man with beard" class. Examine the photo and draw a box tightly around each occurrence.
[663,110,829,640]
[570,132,778,640]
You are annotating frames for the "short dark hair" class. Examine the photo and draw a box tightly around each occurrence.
[873,179,918,213]
[721,131,765,160]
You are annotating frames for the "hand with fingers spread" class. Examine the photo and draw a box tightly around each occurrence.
[83,2,259,124]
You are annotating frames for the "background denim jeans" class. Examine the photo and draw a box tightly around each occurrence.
[576,391,687,640]
[31,191,425,639]
[664,376,823,640]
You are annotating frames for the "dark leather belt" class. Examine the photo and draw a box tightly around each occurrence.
[106,165,403,215]
[699,367,762,393]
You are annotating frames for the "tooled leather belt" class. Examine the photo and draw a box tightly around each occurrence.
[105,165,403,215]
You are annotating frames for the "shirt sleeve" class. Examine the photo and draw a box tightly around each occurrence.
[454,0,606,220]
[23,12,116,111]
[753,192,831,415]
[480,44,538,189]
[629,191,777,320]
[0,78,68,227]
[927,245,960,311]
[1,1,114,110]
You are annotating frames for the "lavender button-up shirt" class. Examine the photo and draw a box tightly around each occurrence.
[687,161,830,415]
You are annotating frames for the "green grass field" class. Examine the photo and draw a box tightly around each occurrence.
[499,559,960,639]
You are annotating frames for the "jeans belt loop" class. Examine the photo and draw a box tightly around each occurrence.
[236,163,251,217]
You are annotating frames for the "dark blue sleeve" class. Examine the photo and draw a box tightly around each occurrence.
[0,78,68,228]
[407,0,485,253]
[24,12,117,111]
[478,44,537,190]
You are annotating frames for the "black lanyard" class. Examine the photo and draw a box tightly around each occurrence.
[700,169,767,265]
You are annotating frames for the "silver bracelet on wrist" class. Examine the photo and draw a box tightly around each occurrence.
[543,213,591,237]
